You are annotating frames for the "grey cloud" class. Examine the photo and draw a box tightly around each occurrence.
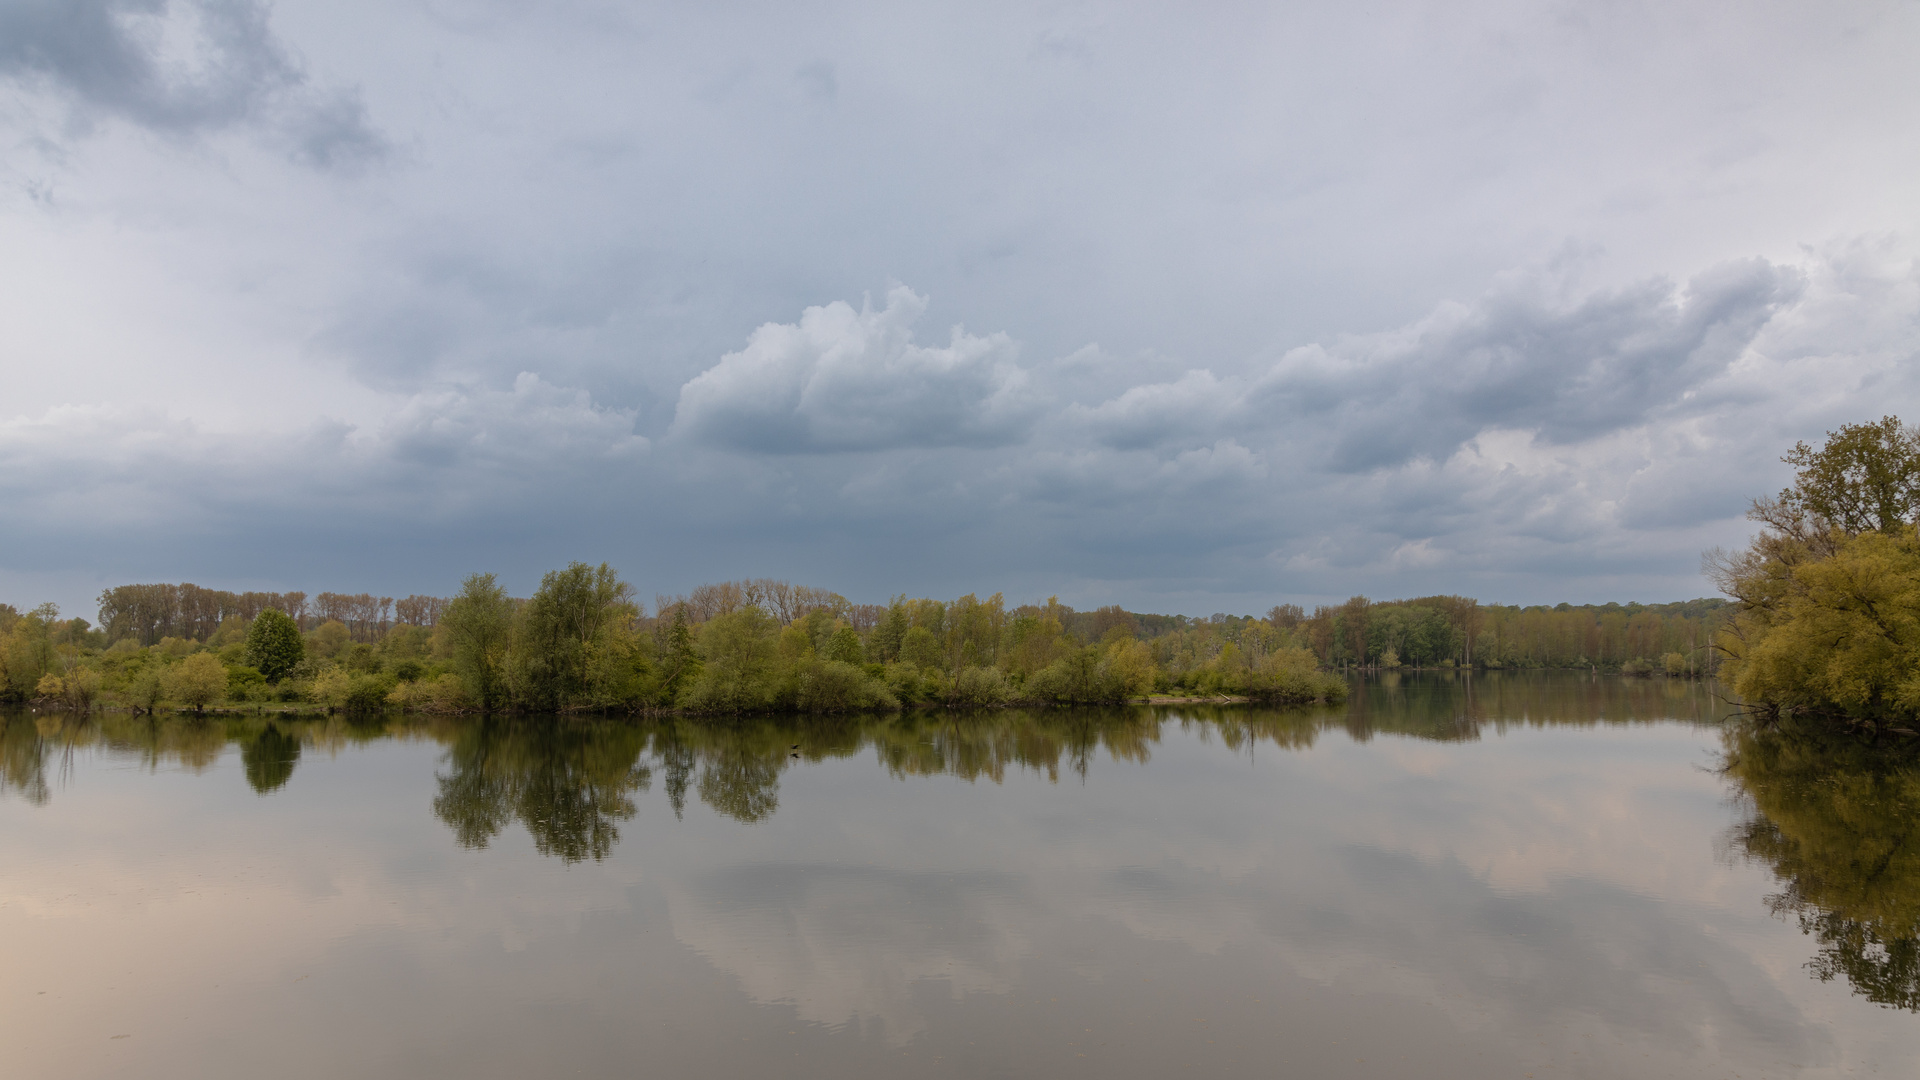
[1280,259,1805,471]
[0,0,385,166]
[670,287,1042,453]
[1071,260,1804,475]
[0,374,645,525]
[793,60,835,103]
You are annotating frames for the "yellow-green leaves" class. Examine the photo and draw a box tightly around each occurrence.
[1723,527,1920,724]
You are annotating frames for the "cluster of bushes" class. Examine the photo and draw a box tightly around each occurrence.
[2,563,1348,716]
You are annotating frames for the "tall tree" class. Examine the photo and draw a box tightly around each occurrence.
[443,573,516,711]
[244,608,305,683]
[1773,416,1920,536]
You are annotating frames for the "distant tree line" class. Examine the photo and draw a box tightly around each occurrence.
[3,564,1735,716]
[95,584,448,646]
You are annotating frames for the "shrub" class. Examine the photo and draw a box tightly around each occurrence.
[166,653,228,712]
[226,664,269,701]
[387,672,471,713]
[680,607,780,713]
[951,665,1012,706]
[312,668,395,714]
[1243,647,1348,705]
[792,659,898,712]
[306,620,351,661]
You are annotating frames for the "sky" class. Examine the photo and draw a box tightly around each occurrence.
[2,0,1918,620]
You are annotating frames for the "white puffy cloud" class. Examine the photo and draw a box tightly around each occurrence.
[670,287,1039,453]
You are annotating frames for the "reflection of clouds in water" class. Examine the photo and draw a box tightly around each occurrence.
[659,724,1851,1073]
[10,693,1920,1078]
[665,864,1032,1041]
[663,841,1834,1072]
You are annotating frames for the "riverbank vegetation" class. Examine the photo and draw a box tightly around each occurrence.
[1713,417,1920,737]
[3,568,1727,718]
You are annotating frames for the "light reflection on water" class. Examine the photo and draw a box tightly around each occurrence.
[2,672,1916,1079]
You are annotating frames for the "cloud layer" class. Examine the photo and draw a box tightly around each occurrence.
[0,0,384,166]
[1,1,1918,614]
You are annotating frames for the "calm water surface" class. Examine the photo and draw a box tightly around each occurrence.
[4,672,1918,1078]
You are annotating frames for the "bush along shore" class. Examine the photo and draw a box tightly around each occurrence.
[6,563,1735,718]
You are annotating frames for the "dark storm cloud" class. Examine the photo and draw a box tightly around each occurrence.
[0,0,384,166]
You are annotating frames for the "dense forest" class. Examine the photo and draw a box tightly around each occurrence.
[0,562,1722,715]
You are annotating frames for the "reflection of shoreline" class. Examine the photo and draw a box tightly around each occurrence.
[2,672,1733,842]
[1723,719,1920,1011]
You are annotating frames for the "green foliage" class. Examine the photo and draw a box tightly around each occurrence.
[950,665,1012,706]
[306,620,350,660]
[226,664,268,701]
[442,573,515,710]
[1720,526,1920,724]
[1705,420,1920,729]
[509,561,640,711]
[899,625,942,670]
[244,609,304,682]
[387,672,471,713]
[824,626,864,664]
[312,668,395,714]
[1,606,59,701]
[790,658,899,712]
[679,607,780,713]
[1776,415,1920,536]
[166,652,227,712]
[660,606,703,698]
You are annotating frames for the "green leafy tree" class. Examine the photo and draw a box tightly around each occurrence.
[510,562,638,711]
[166,653,227,713]
[442,573,516,710]
[679,607,778,712]
[244,609,304,682]
[660,606,703,698]
[1714,421,1920,728]
[1774,416,1920,536]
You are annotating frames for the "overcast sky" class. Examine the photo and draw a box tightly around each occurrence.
[2,0,1918,619]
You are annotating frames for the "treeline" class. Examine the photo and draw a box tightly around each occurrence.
[0,566,1345,715]
[2,563,1733,717]
[1146,596,1723,676]
[95,583,447,646]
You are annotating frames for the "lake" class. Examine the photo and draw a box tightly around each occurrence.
[4,671,1917,1078]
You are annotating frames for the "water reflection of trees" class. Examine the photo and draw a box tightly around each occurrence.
[241,725,301,794]
[4,674,1739,867]
[433,719,653,863]
[1724,721,1920,1011]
